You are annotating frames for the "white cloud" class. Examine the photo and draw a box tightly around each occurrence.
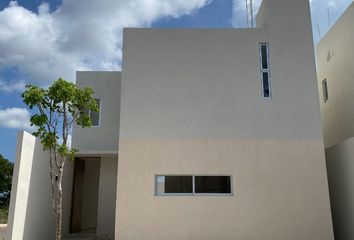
[0,79,25,93]
[0,0,211,85]
[0,107,31,130]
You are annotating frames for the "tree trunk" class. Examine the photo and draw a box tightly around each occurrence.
[55,168,63,240]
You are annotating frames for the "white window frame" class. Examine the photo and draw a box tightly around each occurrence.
[88,99,101,127]
[155,175,233,196]
[259,43,272,99]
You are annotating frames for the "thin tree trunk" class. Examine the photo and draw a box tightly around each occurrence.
[56,169,63,240]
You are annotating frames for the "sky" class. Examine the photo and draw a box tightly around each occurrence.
[0,0,353,162]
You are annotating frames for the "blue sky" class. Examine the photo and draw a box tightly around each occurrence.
[0,0,353,162]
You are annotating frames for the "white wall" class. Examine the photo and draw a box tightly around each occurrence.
[326,137,354,240]
[97,156,118,239]
[116,0,333,239]
[6,131,55,240]
[72,71,121,152]
[120,1,321,140]
[316,2,354,148]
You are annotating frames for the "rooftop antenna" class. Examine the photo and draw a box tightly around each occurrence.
[250,0,254,28]
[245,0,249,28]
[327,8,331,29]
[317,22,322,39]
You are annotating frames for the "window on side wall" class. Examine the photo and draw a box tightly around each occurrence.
[259,43,271,99]
[322,79,328,103]
[155,175,232,196]
[84,99,101,127]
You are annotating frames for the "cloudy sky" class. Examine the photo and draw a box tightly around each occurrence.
[0,0,353,161]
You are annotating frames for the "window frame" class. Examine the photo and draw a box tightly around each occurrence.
[259,43,272,99]
[87,99,101,127]
[155,175,233,196]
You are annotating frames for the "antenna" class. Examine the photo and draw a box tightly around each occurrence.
[245,0,249,28]
[327,8,331,29]
[317,22,322,39]
[250,0,254,28]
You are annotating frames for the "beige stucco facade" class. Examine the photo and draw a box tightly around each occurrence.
[316,2,354,240]
[316,2,354,148]
[7,0,339,239]
[117,139,332,240]
[116,0,333,239]
[326,137,354,240]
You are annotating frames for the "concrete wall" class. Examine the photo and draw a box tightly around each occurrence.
[62,156,74,238]
[117,0,333,239]
[326,137,354,240]
[316,2,354,148]
[72,71,121,152]
[6,131,55,240]
[119,3,321,140]
[97,156,118,239]
[117,140,333,240]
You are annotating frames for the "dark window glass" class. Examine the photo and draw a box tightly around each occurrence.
[195,176,231,194]
[261,45,268,70]
[322,79,328,103]
[164,176,193,194]
[90,99,100,126]
[262,72,270,98]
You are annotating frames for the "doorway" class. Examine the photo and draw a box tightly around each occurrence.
[70,157,100,234]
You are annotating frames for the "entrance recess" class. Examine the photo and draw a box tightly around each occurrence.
[70,158,100,234]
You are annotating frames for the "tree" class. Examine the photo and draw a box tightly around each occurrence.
[0,154,14,206]
[22,78,98,240]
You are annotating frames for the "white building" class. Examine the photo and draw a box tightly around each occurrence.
[6,0,335,239]
[316,2,354,240]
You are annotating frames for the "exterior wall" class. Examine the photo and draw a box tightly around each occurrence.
[119,26,321,140]
[62,156,74,238]
[120,1,321,140]
[316,2,354,148]
[6,131,55,240]
[97,156,118,239]
[117,0,333,239]
[117,140,332,240]
[72,71,121,152]
[326,137,354,240]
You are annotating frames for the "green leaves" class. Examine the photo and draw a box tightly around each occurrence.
[21,78,98,159]
[21,84,47,109]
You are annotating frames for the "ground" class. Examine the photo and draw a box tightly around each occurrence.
[0,207,8,224]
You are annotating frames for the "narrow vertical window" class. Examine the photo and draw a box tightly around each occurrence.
[259,43,271,99]
[90,99,100,126]
[83,99,100,127]
[322,79,328,103]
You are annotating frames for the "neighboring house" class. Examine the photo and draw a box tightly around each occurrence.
[316,2,354,240]
[6,0,335,239]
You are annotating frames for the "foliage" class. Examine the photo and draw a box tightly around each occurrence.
[0,207,9,224]
[22,78,98,159]
[21,78,98,240]
[0,154,13,207]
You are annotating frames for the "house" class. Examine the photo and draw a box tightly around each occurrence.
[6,0,335,239]
[316,2,354,240]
